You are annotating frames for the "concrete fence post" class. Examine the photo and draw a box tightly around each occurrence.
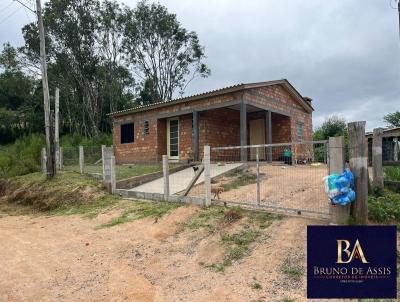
[348,121,368,224]
[162,155,169,199]
[79,145,84,174]
[394,137,399,161]
[372,128,384,189]
[101,145,106,181]
[328,136,349,224]
[204,145,211,207]
[59,147,63,170]
[41,147,47,175]
[110,155,116,194]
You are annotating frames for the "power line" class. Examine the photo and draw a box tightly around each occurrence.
[13,0,35,13]
[0,6,21,25]
[0,1,14,13]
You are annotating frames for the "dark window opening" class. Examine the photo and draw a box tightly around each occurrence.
[143,120,149,135]
[121,122,134,144]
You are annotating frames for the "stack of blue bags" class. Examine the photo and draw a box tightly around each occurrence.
[324,168,356,205]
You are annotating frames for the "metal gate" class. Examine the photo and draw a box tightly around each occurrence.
[209,141,331,219]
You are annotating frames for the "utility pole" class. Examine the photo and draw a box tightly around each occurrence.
[36,0,55,178]
[398,0,400,39]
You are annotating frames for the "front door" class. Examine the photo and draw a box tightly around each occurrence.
[167,118,179,160]
[249,119,266,160]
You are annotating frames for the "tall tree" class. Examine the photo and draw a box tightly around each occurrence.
[122,0,210,101]
[0,43,43,144]
[313,115,347,140]
[21,0,134,137]
[384,111,400,128]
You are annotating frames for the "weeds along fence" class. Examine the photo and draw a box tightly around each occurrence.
[207,141,330,216]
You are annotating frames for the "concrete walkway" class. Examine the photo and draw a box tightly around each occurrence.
[128,163,243,195]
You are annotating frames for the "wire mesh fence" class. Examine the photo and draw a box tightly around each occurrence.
[62,146,80,172]
[195,141,331,216]
[62,145,103,175]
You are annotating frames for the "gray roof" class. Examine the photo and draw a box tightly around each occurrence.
[109,79,314,117]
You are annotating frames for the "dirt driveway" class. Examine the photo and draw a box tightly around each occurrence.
[190,164,329,216]
[0,206,319,302]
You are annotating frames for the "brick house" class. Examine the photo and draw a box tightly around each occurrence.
[110,79,314,164]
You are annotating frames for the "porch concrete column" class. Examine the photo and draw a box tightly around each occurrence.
[193,111,199,161]
[265,110,272,163]
[240,102,247,161]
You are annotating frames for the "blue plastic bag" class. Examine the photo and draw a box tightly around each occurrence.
[324,168,355,206]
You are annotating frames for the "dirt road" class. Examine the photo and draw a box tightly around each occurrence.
[0,206,317,302]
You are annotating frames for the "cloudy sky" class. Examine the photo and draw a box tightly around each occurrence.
[0,0,399,130]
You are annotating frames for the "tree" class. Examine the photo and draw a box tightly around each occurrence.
[21,0,134,137]
[0,43,43,144]
[383,111,400,128]
[122,0,210,101]
[313,115,347,140]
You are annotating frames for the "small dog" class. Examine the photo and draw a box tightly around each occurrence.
[211,186,224,199]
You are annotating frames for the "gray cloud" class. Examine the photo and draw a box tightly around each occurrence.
[1,0,399,130]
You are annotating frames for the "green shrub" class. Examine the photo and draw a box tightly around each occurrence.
[0,133,45,178]
[60,133,112,148]
[368,191,400,223]
[384,166,400,181]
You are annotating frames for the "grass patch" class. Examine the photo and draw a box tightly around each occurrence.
[384,166,400,181]
[0,171,110,214]
[209,229,261,271]
[368,190,400,223]
[182,205,281,272]
[250,282,262,290]
[221,169,260,192]
[281,258,304,281]
[182,206,226,230]
[280,299,296,302]
[99,200,182,228]
[247,210,283,229]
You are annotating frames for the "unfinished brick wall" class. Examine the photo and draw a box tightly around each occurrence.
[112,83,313,164]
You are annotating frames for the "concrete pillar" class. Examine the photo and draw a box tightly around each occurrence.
[328,136,350,225]
[101,145,106,181]
[79,146,84,174]
[372,128,384,189]
[163,155,169,198]
[348,121,368,224]
[110,155,116,194]
[394,137,399,161]
[192,111,199,161]
[54,88,60,170]
[41,147,47,174]
[204,145,211,207]
[265,110,272,163]
[59,147,63,169]
[240,102,247,161]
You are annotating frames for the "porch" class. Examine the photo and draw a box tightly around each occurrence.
[157,102,292,162]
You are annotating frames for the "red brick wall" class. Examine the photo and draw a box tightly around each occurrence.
[113,114,159,163]
[112,84,313,164]
[243,85,313,143]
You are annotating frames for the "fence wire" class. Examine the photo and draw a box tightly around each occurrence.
[62,145,103,175]
[204,141,330,216]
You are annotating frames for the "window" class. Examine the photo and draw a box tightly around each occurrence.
[296,123,303,142]
[143,120,149,135]
[120,122,134,144]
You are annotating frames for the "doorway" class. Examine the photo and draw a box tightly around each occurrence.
[249,118,266,160]
[167,118,179,160]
